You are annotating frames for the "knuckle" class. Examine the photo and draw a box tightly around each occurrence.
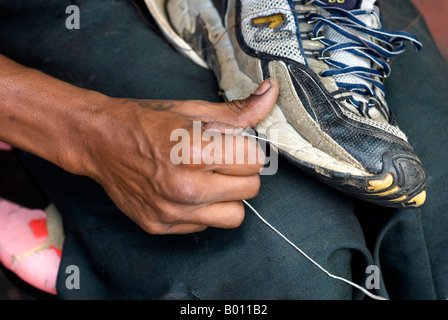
[158,212,178,225]
[227,99,246,112]
[141,221,168,235]
[154,202,181,224]
[160,176,202,205]
[173,181,202,205]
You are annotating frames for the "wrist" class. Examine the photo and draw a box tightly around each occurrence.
[57,90,114,178]
[0,55,112,178]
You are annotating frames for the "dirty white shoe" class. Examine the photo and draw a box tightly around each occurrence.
[145,0,427,208]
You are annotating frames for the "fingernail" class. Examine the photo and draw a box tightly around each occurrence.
[254,78,272,95]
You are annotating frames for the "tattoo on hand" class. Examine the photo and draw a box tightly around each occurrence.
[126,99,175,111]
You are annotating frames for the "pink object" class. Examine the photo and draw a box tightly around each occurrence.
[11,249,60,295]
[0,199,60,295]
[0,141,12,151]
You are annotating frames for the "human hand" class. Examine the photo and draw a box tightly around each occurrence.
[78,79,279,234]
[0,55,279,234]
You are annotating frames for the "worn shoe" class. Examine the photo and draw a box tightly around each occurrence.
[145,0,427,208]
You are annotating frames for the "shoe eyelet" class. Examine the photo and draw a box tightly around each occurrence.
[317,51,331,60]
[311,35,325,41]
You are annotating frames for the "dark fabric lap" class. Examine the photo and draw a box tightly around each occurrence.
[0,0,446,299]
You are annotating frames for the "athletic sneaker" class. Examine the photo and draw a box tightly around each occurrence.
[145,0,427,208]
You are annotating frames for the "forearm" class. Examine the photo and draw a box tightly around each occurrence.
[0,54,108,175]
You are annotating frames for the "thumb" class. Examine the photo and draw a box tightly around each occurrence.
[218,78,279,129]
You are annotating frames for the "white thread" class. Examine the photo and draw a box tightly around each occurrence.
[241,130,308,152]
[239,128,387,299]
[242,199,388,300]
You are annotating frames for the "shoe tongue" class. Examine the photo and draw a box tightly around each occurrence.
[320,0,377,10]
[320,0,360,10]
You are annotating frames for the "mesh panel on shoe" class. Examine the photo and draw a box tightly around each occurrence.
[240,0,306,64]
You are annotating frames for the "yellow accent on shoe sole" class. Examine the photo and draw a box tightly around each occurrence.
[366,173,394,192]
[372,185,400,197]
[406,190,427,207]
[389,195,407,203]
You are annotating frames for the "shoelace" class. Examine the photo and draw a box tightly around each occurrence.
[305,0,422,113]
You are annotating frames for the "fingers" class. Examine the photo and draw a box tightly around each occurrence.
[175,78,279,129]
[182,201,246,229]
[147,200,247,235]
[168,79,278,173]
[146,173,261,234]
[201,131,266,176]
[182,79,277,172]
[132,80,279,235]
[170,120,266,175]
[145,223,208,235]
[206,78,279,129]
[163,171,261,205]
